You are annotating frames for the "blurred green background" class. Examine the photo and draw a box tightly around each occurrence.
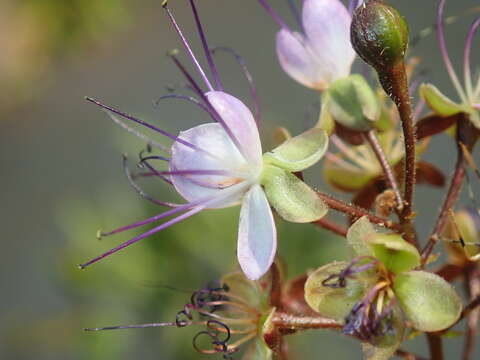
[0,0,478,359]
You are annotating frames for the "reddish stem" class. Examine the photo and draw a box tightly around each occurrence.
[317,192,401,231]
[426,333,444,360]
[313,217,348,237]
[271,312,342,331]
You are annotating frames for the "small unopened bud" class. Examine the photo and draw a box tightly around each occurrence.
[350,0,409,70]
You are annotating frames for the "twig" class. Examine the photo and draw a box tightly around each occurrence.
[317,192,402,231]
[426,333,444,360]
[365,130,404,210]
[421,116,477,264]
[271,312,343,331]
[313,217,348,237]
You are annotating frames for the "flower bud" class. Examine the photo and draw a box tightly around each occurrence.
[350,0,409,70]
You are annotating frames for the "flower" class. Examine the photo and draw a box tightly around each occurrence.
[259,0,357,91]
[80,0,329,280]
[304,217,463,359]
[420,0,480,129]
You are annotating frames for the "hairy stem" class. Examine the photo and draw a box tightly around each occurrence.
[462,267,480,360]
[271,312,343,331]
[426,333,444,360]
[379,62,416,243]
[313,217,348,237]
[317,192,402,231]
[421,116,478,263]
[365,130,404,210]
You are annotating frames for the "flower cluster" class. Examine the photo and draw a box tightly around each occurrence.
[83,0,480,359]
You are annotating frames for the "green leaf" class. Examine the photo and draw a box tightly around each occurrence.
[263,128,329,172]
[347,216,376,256]
[327,74,380,131]
[304,261,371,320]
[393,271,463,332]
[420,83,465,116]
[262,165,328,223]
[367,233,420,274]
[316,92,335,135]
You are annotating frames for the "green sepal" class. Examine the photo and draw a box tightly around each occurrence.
[263,128,329,172]
[221,271,269,311]
[347,216,376,257]
[304,261,373,320]
[316,92,335,135]
[420,83,465,116]
[393,270,463,332]
[366,233,420,274]
[327,74,380,131]
[361,306,405,360]
[262,165,328,223]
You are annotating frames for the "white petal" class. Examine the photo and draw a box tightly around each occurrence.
[237,185,277,280]
[302,0,355,83]
[276,29,327,90]
[206,91,263,166]
[170,122,248,207]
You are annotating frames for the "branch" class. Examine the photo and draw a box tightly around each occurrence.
[313,217,348,237]
[426,333,444,360]
[421,115,478,263]
[317,192,402,231]
[271,312,342,331]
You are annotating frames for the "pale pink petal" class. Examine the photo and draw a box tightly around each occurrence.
[170,122,249,207]
[302,0,355,83]
[237,185,277,280]
[206,91,263,166]
[276,29,327,90]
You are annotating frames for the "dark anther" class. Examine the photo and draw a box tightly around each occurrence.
[207,320,231,344]
[175,304,193,327]
[321,273,347,288]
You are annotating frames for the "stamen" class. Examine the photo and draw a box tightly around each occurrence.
[153,94,216,120]
[87,98,169,153]
[325,152,364,172]
[285,0,302,29]
[79,204,207,269]
[169,54,249,161]
[163,2,214,91]
[464,17,480,100]
[203,300,258,315]
[331,135,374,170]
[211,47,261,124]
[258,0,290,30]
[123,154,180,207]
[84,321,179,331]
[85,97,211,156]
[437,0,468,103]
[226,331,257,351]
[188,0,223,91]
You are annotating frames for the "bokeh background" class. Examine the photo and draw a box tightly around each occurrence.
[0,0,479,359]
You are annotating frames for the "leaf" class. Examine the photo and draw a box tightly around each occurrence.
[420,83,465,116]
[262,165,328,223]
[366,234,420,274]
[415,113,459,140]
[393,271,463,332]
[304,261,371,320]
[347,216,376,256]
[416,161,445,187]
[328,74,380,131]
[263,128,329,172]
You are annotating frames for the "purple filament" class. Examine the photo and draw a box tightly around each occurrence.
[80,205,206,269]
[188,0,223,91]
[211,47,261,125]
[258,0,290,31]
[153,93,216,120]
[86,97,210,155]
[163,4,214,92]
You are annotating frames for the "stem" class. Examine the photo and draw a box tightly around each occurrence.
[313,217,348,237]
[271,312,343,331]
[426,333,444,360]
[365,130,404,211]
[317,192,402,231]
[462,267,480,360]
[379,62,416,220]
[421,116,477,264]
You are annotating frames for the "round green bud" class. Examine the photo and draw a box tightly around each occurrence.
[350,0,409,70]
